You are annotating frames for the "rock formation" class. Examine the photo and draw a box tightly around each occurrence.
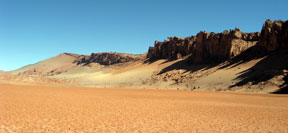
[75,52,143,65]
[147,36,194,60]
[147,19,288,64]
[147,29,260,63]
[189,29,260,63]
[259,19,288,51]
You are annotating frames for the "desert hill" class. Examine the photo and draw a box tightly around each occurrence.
[1,19,287,93]
[8,53,82,76]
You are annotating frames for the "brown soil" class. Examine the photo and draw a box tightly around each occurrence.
[0,83,287,132]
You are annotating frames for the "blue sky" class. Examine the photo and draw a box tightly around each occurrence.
[0,0,287,71]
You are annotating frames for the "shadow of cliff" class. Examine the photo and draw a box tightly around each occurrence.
[157,59,218,75]
[144,58,159,64]
[156,45,269,76]
[144,57,179,65]
[145,56,218,75]
[223,46,288,93]
[219,45,268,69]
[271,75,288,94]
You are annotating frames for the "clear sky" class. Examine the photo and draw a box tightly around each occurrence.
[0,0,287,71]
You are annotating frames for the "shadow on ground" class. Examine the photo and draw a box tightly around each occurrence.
[271,75,288,94]
[144,57,218,75]
[157,60,218,75]
[219,45,288,94]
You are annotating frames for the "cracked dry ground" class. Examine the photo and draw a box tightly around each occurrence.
[0,83,288,132]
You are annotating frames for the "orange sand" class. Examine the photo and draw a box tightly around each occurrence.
[0,83,288,132]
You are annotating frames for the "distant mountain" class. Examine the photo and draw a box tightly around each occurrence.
[1,19,287,93]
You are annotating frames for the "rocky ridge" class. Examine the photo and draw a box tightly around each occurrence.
[147,29,260,63]
[147,19,288,64]
[74,52,144,66]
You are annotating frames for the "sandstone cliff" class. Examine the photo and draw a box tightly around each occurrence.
[259,19,288,51]
[189,29,260,63]
[146,36,194,60]
[147,23,288,63]
[147,20,288,64]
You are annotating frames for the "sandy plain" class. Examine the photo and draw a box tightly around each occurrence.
[0,83,288,132]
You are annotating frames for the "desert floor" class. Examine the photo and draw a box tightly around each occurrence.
[0,83,288,132]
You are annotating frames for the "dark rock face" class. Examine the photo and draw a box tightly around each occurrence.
[147,36,194,60]
[147,19,288,64]
[189,29,259,63]
[259,19,288,51]
[147,29,260,63]
[75,52,143,65]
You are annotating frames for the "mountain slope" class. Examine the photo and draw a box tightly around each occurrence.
[8,53,82,76]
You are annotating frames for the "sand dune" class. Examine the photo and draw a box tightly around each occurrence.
[0,83,287,132]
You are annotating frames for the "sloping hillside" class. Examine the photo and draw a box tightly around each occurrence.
[7,53,82,76]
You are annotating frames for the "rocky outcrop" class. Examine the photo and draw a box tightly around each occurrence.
[189,29,260,63]
[75,52,143,65]
[147,19,288,64]
[259,19,288,51]
[147,36,195,60]
[147,28,260,63]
